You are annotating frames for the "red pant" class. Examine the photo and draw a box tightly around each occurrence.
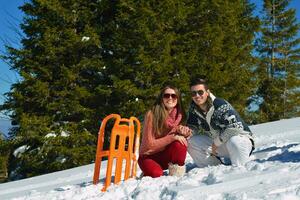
[138,141,187,178]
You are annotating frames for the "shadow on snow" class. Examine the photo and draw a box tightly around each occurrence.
[254,143,300,163]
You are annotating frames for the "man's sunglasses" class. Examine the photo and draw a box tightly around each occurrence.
[163,93,178,99]
[191,90,205,97]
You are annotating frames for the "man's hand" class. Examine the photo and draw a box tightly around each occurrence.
[177,125,193,138]
[211,143,217,156]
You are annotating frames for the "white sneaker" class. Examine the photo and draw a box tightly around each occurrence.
[168,163,186,177]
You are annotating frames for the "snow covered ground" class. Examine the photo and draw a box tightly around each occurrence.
[0,117,300,200]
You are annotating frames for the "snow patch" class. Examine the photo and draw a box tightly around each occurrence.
[13,145,30,158]
[81,36,90,42]
[288,144,300,153]
[45,132,56,138]
[60,130,70,137]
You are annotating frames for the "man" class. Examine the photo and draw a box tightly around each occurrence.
[187,77,254,167]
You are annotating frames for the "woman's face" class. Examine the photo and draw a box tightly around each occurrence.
[162,88,178,111]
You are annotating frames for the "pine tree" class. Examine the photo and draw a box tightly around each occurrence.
[256,0,300,122]
[105,0,259,116]
[182,0,259,116]
[1,0,104,179]
[109,0,193,110]
[0,136,9,181]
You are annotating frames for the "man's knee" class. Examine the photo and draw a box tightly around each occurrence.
[226,136,240,151]
[187,135,200,147]
[226,135,252,166]
[227,135,251,153]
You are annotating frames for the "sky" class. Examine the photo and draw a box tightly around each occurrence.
[0,0,300,119]
[0,117,299,199]
[0,0,24,119]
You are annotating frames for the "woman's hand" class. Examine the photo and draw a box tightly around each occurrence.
[177,125,193,138]
[174,135,188,146]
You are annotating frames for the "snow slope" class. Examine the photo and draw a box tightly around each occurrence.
[0,117,300,200]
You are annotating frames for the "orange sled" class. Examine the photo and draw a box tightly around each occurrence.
[93,114,141,191]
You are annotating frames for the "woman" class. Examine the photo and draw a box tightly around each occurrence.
[138,85,192,178]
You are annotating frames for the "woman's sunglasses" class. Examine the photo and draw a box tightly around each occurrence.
[191,90,205,97]
[163,93,178,99]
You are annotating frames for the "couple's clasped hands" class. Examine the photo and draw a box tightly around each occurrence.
[173,125,193,146]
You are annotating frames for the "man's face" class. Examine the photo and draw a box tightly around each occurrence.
[190,84,209,107]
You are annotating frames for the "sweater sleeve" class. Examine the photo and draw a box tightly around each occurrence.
[213,102,251,146]
[139,111,176,156]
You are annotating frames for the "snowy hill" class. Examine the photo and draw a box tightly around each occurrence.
[0,117,300,200]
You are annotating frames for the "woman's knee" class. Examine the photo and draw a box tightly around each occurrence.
[147,169,163,178]
[138,156,163,178]
[170,141,187,151]
[168,141,187,165]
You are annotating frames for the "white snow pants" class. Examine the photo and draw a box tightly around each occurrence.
[187,134,253,167]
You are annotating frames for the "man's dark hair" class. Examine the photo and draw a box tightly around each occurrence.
[190,77,209,90]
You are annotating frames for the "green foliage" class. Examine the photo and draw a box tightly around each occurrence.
[0,137,9,181]
[255,0,300,122]
[103,0,259,115]
[2,0,102,179]
[181,0,260,115]
[9,122,95,178]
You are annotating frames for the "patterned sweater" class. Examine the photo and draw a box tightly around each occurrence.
[187,93,254,147]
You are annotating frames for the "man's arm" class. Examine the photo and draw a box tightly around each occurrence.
[213,102,250,146]
[187,110,212,137]
[186,111,201,135]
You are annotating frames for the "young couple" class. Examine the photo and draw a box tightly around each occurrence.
[138,78,255,178]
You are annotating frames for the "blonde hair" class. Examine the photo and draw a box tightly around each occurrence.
[150,85,185,138]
